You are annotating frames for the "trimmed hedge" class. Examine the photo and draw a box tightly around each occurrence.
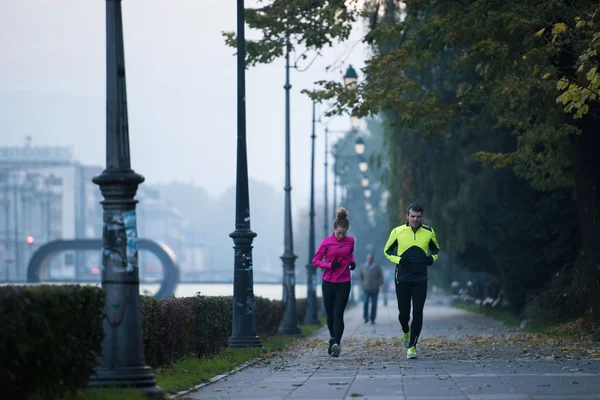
[0,285,105,400]
[141,295,285,367]
[295,297,322,325]
[1,286,289,397]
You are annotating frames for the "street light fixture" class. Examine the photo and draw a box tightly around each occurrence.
[229,0,262,348]
[279,33,301,336]
[361,176,369,188]
[343,65,358,88]
[89,1,163,396]
[364,189,372,199]
[354,137,365,155]
[304,100,319,325]
[358,156,369,173]
[344,65,361,131]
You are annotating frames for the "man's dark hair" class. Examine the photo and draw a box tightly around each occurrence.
[407,203,424,214]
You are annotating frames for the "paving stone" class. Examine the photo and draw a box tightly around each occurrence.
[184,295,600,400]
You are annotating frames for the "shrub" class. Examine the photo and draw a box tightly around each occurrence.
[141,295,284,367]
[295,297,322,325]
[0,285,105,399]
[524,260,588,323]
[0,285,286,397]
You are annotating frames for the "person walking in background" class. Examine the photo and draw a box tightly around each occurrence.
[383,203,440,359]
[312,207,356,357]
[358,253,383,324]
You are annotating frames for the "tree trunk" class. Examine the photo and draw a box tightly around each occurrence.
[571,119,600,322]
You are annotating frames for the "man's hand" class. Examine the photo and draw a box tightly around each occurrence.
[349,262,356,271]
[426,255,434,266]
[331,260,342,269]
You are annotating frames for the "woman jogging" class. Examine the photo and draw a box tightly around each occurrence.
[312,207,356,357]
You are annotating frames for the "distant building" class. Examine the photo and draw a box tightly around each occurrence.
[0,145,103,281]
[0,143,206,283]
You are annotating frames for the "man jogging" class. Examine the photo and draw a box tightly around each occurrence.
[383,203,440,359]
[358,254,383,324]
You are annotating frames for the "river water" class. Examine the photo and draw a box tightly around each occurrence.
[0,282,365,301]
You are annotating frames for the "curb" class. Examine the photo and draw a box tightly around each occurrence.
[168,325,328,399]
[168,356,263,399]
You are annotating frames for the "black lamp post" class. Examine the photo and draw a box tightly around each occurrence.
[228,0,261,348]
[323,127,329,239]
[304,100,319,325]
[89,1,163,397]
[279,35,302,335]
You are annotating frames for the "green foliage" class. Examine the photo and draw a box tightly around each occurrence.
[223,0,356,67]
[141,295,284,367]
[357,1,582,314]
[540,9,600,118]
[0,285,105,400]
[245,0,599,320]
[304,1,600,194]
[153,317,325,395]
[62,389,145,400]
[0,287,286,398]
[155,350,261,394]
[524,260,589,323]
[295,296,322,324]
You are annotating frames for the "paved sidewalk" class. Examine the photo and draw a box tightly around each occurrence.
[186,296,600,400]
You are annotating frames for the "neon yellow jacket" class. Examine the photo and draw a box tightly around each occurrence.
[383,223,440,282]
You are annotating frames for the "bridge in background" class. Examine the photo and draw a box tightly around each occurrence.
[26,238,180,299]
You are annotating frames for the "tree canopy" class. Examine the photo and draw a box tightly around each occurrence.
[226,0,600,321]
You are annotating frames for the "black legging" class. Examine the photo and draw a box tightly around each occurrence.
[322,280,351,345]
[395,280,428,347]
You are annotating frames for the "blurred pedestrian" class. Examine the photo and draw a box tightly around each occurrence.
[358,253,383,324]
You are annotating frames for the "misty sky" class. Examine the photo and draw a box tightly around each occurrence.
[0,0,369,206]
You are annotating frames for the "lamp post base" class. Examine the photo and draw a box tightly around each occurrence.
[278,326,302,335]
[228,335,262,348]
[89,366,164,399]
[304,316,320,326]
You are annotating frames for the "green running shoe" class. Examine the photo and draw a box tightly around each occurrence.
[402,329,411,349]
[407,346,417,359]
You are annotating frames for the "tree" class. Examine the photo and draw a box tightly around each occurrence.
[304,0,600,321]
[223,0,355,66]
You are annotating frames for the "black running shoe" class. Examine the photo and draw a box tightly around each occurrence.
[328,337,335,355]
[331,343,341,357]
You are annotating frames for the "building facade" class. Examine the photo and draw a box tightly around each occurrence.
[0,144,206,283]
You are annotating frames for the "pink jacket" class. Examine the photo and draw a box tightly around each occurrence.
[312,234,356,283]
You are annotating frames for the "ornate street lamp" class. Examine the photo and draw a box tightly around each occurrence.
[354,137,365,155]
[229,0,262,348]
[358,156,369,173]
[343,65,358,88]
[304,100,319,325]
[279,34,301,335]
[89,1,163,396]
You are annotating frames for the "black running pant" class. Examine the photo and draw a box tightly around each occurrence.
[322,280,351,345]
[395,280,428,347]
